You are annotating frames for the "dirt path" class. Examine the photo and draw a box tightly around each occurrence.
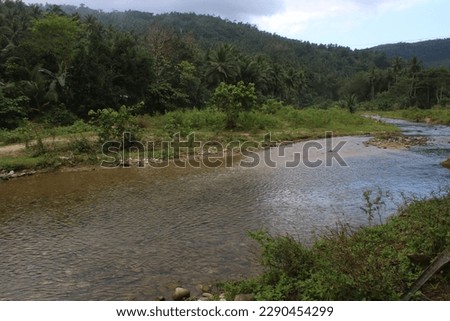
[0,143,27,156]
[0,138,72,157]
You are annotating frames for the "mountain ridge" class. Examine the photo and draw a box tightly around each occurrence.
[56,4,450,68]
[370,38,450,67]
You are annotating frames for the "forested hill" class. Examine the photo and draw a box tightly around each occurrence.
[1,1,449,130]
[57,4,388,73]
[370,38,450,67]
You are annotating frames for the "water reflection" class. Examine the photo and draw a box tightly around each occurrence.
[0,120,449,300]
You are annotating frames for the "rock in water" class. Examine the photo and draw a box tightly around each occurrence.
[172,287,190,301]
[442,158,450,170]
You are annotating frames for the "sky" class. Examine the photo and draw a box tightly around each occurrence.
[22,0,450,49]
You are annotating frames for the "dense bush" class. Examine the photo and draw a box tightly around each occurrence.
[223,193,450,300]
[88,105,141,145]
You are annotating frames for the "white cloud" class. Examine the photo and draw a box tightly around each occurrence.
[250,0,430,40]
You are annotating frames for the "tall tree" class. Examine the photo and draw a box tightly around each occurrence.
[28,13,82,72]
[206,44,239,86]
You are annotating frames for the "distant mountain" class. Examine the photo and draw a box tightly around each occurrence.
[370,38,450,67]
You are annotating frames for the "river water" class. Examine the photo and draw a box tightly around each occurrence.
[0,119,449,300]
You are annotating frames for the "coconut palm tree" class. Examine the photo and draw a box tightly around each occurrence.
[206,44,239,86]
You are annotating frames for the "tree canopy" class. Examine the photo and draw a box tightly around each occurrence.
[0,0,449,129]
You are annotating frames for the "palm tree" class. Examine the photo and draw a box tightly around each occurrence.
[391,56,404,75]
[267,63,284,98]
[284,68,307,104]
[238,56,258,84]
[409,56,422,75]
[408,56,423,99]
[206,44,239,86]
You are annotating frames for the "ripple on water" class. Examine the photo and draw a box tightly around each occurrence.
[1,121,450,300]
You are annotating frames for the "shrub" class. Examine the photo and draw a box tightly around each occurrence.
[88,105,141,146]
[69,137,97,155]
[224,193,450,301]
[259,99,284,115]
[210,81,257,129]
[40,104,78,126]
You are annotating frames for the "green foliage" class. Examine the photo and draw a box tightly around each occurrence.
[360,188,390,226]
[39,104,78,126]
[88,105,141,144]
[278,107,335,129]
[29,13,82,69]
[163,108,226,135]
[206,44,240,86]
[1,1,449,128]
[258,99,284,114]
[0,94,28,129]
[371,39,450,68]
[345,94,358,114]
[249,231,314,280]
[237,111,280,130]
[0,119,94,145]
[210,81,257,128]
[0,155,47,172]
[15,120,46,155]
[224,193,450,301]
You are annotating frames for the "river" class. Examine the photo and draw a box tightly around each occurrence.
[0,118,449,300]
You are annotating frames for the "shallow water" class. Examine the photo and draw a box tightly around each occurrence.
[0,119,449,300]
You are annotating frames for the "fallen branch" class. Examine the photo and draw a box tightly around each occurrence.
[402,247,450,301]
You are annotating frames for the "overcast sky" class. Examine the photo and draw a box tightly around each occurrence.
[23,0,450,49]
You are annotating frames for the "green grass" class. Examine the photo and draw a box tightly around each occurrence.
[0,155,49,172]
[139,107,398,142]
[221,193,450,301]
[0,107,398,172]
[374,108,450,126]
[0,136,99,172]
[0,120,95,145]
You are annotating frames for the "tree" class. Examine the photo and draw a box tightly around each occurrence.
[0,84,28,129]
[28,13,82,72]
[284,67,307,105]
[210,81,257,129]
[408,56,423,101]
[176,60,201,107]
[206,44,240,86]
[391,57,404,83]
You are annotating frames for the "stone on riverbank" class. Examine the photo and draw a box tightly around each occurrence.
[0,170,36,181]
[196,283,212,294]
[172,287,190,301]
[366,135,428,149]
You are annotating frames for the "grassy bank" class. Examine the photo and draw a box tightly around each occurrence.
[374,108,450,126]
[0,107,398,173]
[222,193,450,300]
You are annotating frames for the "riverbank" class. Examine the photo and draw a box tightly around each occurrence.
[0,108,399,177]
[220,192,450,301]
[373,108,450,126]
